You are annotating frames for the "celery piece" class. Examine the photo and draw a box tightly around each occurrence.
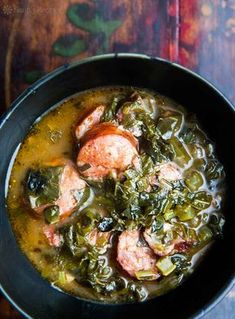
[135,270,158,281]
[175,204,196,221]
[58,271,67,285]
[58,271,74,285]
[156,257,176,276]
[185,170,203,192]
[169,137,191,167]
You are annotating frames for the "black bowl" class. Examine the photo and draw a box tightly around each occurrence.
[0,54,235,319]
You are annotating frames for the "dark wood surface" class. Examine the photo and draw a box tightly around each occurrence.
[0,0,235,318]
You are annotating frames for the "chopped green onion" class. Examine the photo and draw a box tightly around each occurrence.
[156,257,176,276]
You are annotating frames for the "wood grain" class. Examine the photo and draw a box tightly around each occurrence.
[0,0,235,318]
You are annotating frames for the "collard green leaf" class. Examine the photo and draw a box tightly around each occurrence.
[26,166,63,208]
[44,205,60,224]
[157,112,183,139]
[101,97,119,122]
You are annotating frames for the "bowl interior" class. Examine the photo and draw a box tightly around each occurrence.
[0,54,235,319]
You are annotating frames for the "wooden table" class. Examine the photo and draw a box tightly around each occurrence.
[0,0,235,318]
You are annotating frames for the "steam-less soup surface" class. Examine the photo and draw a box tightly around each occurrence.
[7,87,225,303]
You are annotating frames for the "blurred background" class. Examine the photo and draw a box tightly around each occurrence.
[0,0,235,318]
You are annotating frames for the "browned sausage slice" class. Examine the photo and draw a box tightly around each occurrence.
[77,123,138,179]
[75,105,105,140]
[117,230,159,279]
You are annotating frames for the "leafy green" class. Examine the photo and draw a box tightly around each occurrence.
[44,205,60,224]
[77,208,99,235]
[62,224,87,257]
[101,97,119,122]
[181,123,206,145]
[141,115,174,163]
[26,166,63,208]
[157,112,183,139]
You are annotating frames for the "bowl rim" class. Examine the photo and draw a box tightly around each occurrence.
[0,53,235,319]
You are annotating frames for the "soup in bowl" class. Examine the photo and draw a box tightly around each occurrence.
[7,87,225,303]
[0,54,235,319]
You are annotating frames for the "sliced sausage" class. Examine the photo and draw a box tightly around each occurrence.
[27,159,86,218]
[77,123,138,179]
[75,105,105,140]
[55,161,86,217]
[117,230,159,279]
